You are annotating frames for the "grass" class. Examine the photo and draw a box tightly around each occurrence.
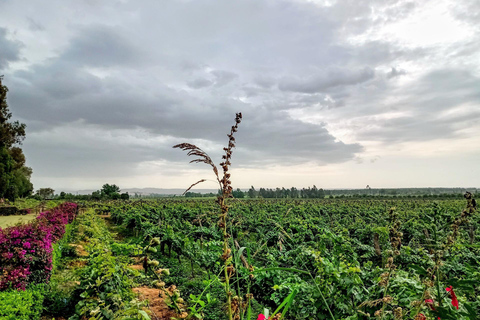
[0,213,37,228]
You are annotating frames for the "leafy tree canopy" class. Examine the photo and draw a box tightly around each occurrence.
[0,79,26,149]
[101,184,121,197]
[0,79,32,200]
[36,188,55,200]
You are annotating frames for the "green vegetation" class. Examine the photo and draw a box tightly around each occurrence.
[0,78,33,201]
[0,196,477,319]
[104,195,478,320]
[0,284,45,320]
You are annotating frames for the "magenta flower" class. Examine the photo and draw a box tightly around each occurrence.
[0,202,78,291]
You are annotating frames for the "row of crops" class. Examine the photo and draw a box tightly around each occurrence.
[89,196,479,320]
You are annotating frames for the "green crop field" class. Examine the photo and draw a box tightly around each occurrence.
[1,196,478,320]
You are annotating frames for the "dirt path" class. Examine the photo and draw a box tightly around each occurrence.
[101,213,187,320]
[133,286,187,320]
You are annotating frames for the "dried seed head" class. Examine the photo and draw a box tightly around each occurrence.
[148,259,160,267]
[394,307,403,319]
[410,300,422,307]
[161,268,170,276]
[221,248,232,260]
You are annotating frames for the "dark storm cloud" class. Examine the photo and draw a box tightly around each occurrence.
[278,67,375,93]
[0,28,22,70]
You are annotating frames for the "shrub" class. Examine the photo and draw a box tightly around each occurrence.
[0,202,78,290]
[0,284,45,319]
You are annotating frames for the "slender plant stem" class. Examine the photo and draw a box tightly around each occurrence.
[433,222,443,307]
[309,272,336,320]
[221,196,233,320]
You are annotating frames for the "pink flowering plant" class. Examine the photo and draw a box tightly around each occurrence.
[0,202,78,290]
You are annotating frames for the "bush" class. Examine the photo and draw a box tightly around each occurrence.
[0,284,45,319]
[0,203,78,290]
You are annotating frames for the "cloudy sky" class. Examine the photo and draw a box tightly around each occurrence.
[1,0,479,192]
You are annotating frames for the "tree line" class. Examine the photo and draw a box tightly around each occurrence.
[50,184,130,201]
[245,185,326,198]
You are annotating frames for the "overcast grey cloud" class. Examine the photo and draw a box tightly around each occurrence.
[187,78,213,89]
[0,27,22,69]
[62,25,147,68]
[1,0,479,190]
[279,67,376,93]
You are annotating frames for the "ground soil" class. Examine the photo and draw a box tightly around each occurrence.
[69,243,89,257]
[133,286,187,320]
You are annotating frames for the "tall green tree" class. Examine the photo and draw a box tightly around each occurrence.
[247,186,257,198]
[101,184,121,198]
[36,188,55,200]
[0,78,32,200]
[0,147,14,199]
[0,78,25,149]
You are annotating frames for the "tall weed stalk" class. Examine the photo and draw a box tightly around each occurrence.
[174,113,242,320]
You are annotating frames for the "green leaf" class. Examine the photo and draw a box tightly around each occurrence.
[447,279,477,290]
[139,310,151,320]
[253,267,310,275]
[408,264,427,276]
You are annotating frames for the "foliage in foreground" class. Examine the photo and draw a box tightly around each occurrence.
[0,284,45,320]
[69,209,150,320]
[108,195,479,320]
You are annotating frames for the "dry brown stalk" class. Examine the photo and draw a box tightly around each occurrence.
[173,112,242,320]
[373,233,382,256]
[182,179,207,195]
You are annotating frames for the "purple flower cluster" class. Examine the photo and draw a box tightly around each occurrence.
[0,202,78,291]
